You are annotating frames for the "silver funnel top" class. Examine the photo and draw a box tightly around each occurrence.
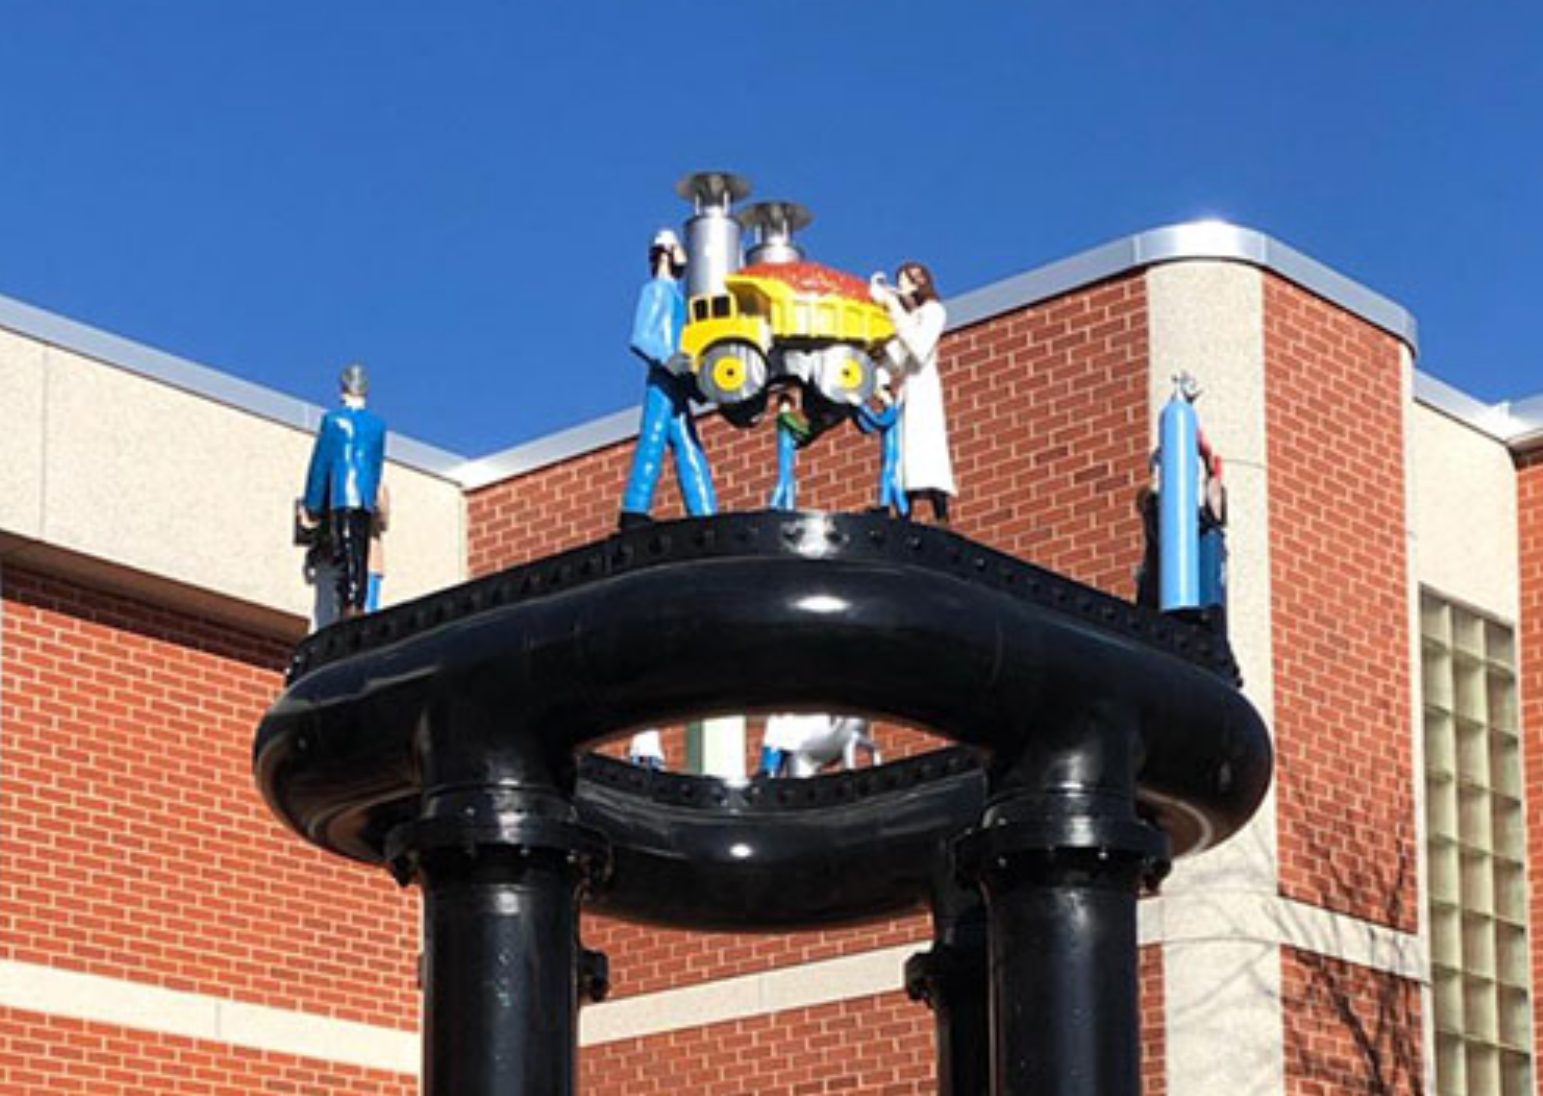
[675,171,752,213]
[742,201,813,265]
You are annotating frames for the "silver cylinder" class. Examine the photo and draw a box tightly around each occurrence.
[747,236,802,266]
[742,201,813,267]
[683,212,743,299]
[676,171,751,299]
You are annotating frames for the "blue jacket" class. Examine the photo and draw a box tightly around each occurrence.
[304,406,387,513]
[630,276,686,367]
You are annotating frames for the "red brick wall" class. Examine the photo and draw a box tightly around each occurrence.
[0,568,420,1028]
[1263,276,1417,930]
[1281,949,1423,1096]
[1517,450,1543,1061]
[583,952,1166,1096]
[1141,946,1166,1096]
[0,1008,414,1095]
[582,993,933,1096]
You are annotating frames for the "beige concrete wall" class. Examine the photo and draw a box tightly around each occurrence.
[0,334,464,629]
[1410,399,1519,622]
[0,327,48,541]
[1146,260,1285,1096]
[1147,260,1278,891]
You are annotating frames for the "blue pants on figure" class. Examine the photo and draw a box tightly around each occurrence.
[759,746,788,778]
[855,404,908,517]
[769,419,799,511]
[622,367,717,516]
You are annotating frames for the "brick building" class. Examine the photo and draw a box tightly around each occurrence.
[0,221,1538,1094]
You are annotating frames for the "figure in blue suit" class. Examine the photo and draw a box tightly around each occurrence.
[302,363,387,618]
[618,229,717,528]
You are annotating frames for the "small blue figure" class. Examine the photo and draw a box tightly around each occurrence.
[1144,373,1227,621]
[768,393,812,511]
[301,363,387,619]
[853,374,908,518]
[619,229,717,528]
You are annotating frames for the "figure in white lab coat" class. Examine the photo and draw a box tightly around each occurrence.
[628,728,665,771]
[759,714,881,778]
[871,261,955,523]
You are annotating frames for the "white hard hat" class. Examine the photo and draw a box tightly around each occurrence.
[651,228,682,250]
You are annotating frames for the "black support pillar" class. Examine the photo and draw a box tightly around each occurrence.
[905,898,990,1096]
[957,707,1170,1096]
[383,706,607,1096]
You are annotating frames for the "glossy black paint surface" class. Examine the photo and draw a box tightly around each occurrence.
[418,849,582,1095]
[256,511,1270,900]
[575,748,984,931]
[252,511,1274,1096]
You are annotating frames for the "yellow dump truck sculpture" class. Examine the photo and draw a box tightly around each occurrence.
[674,262,896,426]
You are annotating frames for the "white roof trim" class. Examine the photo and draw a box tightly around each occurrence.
[949,221,1420,352]
[1413,371,1543,453]
[0,291,467,479]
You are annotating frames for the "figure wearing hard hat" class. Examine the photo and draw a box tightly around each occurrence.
[300,363,388,620]
[618,228,717,527]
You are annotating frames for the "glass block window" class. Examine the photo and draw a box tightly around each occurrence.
[1422,592,1533,1096]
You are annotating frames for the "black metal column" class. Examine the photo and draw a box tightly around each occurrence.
[416,844,582,1094]
[905,899,990,1096]
[957,707,1170,1096]
[383,700,607,1096]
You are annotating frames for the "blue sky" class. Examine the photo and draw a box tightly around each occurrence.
[0,3,1537,457]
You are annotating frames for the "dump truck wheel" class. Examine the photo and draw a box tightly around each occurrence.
[698,340,768,406]
[813,345,876,407]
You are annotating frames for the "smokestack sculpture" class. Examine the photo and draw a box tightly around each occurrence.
[674,170,751,300]
[742,200,813,266]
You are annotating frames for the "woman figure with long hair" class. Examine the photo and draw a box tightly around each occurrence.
[870,261,956,522]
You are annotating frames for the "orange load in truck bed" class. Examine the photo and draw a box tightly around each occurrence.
[737,261,871,302]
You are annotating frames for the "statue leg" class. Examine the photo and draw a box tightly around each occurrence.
[668,383,717,515]
[621,373,675,517]
[769,425,798,510]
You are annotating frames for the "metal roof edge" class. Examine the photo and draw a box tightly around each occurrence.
[948,221,1420,354]
[455,407,641,492]
[1412,370,1543,455]
[0,291,468,480]
[1412,370,1514,439]
[1504,394,1543,455]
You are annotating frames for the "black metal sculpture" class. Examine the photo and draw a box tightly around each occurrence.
[254,511,1271,1096]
